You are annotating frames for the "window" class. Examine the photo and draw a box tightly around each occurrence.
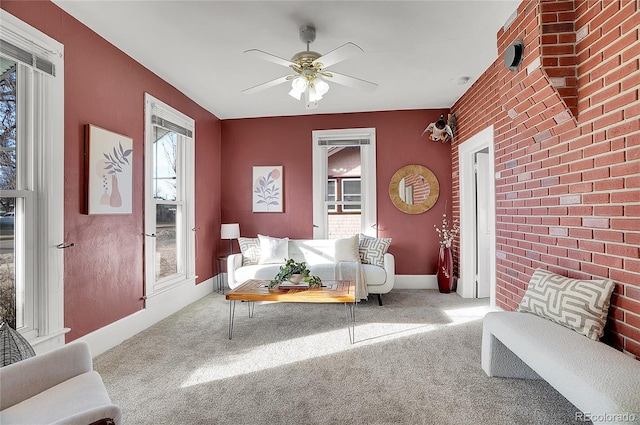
[0,10,65,346]
[341,178,361,212]
[327,179,337,212]
[326,177,362,214]
[144,94,195,296]
[312,128,376,240]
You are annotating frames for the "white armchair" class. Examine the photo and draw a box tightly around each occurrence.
[0,341,121,425]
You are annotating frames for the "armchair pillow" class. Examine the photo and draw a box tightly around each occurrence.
[238,237,260,266]
[334,235,360,263]
[258,234,289,264]
[358,234,391,267]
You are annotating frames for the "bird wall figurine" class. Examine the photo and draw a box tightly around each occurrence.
[421,113,455,143]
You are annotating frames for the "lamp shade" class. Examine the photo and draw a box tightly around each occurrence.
[221,223,240,240]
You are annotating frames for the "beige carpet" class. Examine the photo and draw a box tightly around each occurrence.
[94,290,587,424]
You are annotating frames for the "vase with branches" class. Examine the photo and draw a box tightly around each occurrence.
[434,209,459,293]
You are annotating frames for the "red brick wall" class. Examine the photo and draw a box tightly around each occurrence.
[452,0,640,357]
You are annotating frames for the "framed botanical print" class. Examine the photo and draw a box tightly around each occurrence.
[85,124,133,214]
[252,166,283,213]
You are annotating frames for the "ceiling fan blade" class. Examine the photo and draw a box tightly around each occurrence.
[242,75,291,95]
[326,71,378,93]
[313,42,363,69]
[244,49,296,68]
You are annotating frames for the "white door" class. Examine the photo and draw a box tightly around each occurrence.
[458,125,496,305]
[312,129,377,239]
[476,151,491,298]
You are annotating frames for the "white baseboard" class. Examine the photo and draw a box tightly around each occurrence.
[78,277,215,357]
[394,275,438,289]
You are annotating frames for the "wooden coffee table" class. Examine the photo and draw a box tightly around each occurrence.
[225,279,356,343]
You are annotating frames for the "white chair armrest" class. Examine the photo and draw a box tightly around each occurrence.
[51,404,122,425]
[384,252,395,288]
[0,341,92,410]
[227,253,243,289]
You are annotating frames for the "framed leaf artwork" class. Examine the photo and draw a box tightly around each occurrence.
[252,166,283,213]
[85,124,133,214]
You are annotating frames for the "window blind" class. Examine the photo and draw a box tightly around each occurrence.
[0,39,55,77]
[317,138,370,146]
[151,115,193,138]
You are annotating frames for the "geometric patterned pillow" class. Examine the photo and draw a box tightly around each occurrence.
[516,268,615,340]
[358,234,391,267]
[238,237,260,266]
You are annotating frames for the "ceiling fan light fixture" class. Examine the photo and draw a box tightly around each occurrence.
[313,77,330,96]
[308,85,323,102]
[291,76,307,91]
[243,24,377,109]
[288,87,303,100]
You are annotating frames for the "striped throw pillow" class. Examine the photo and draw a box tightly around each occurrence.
[516,268,615,340]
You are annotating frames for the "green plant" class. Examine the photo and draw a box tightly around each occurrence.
[269,258,322,288]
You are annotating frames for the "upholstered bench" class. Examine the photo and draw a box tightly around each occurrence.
[482,269,640,424]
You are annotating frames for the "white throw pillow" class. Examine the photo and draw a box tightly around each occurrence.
[257,234,289,264]
[334,235,360,262]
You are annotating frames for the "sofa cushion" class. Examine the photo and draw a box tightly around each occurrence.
[238,237,260,266]
[258,234,289,264]
[289,239,335,264]
[358,234,391,267]
[234,263,388,288]
[235,264,283,283]
[334,235,360,262]
[516,268,615,340]
[308,264,341,282]
[361,264,388,286]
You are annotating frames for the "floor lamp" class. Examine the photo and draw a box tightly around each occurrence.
[221,223,240,256]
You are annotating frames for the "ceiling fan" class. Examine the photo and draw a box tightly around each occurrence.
[242,24,378,110]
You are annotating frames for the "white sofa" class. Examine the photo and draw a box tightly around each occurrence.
[227,238,395,305]
[0,341,121,425]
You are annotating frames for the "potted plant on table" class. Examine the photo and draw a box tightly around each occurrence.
[269,258,322,289]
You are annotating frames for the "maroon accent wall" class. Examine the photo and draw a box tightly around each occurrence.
[221,110,452,275]
[1,1,222,342]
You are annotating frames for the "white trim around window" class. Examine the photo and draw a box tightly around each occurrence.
[312,128,376,239]
[143,93,196,298]
[0,10,67,353]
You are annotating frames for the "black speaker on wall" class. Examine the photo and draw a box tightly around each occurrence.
[504,39,524,71]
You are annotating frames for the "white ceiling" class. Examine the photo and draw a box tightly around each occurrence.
[52,0,520,120]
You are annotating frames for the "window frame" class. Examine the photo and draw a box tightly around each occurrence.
[326,178,337,213]
[340,177,362,213]
[0,10,66,349]
[312,128,376,239]
[144,93,195,297]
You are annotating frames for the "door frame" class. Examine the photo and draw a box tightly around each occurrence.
[458,126,496,306]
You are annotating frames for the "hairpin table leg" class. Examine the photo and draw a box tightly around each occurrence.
[228,300,236,339]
